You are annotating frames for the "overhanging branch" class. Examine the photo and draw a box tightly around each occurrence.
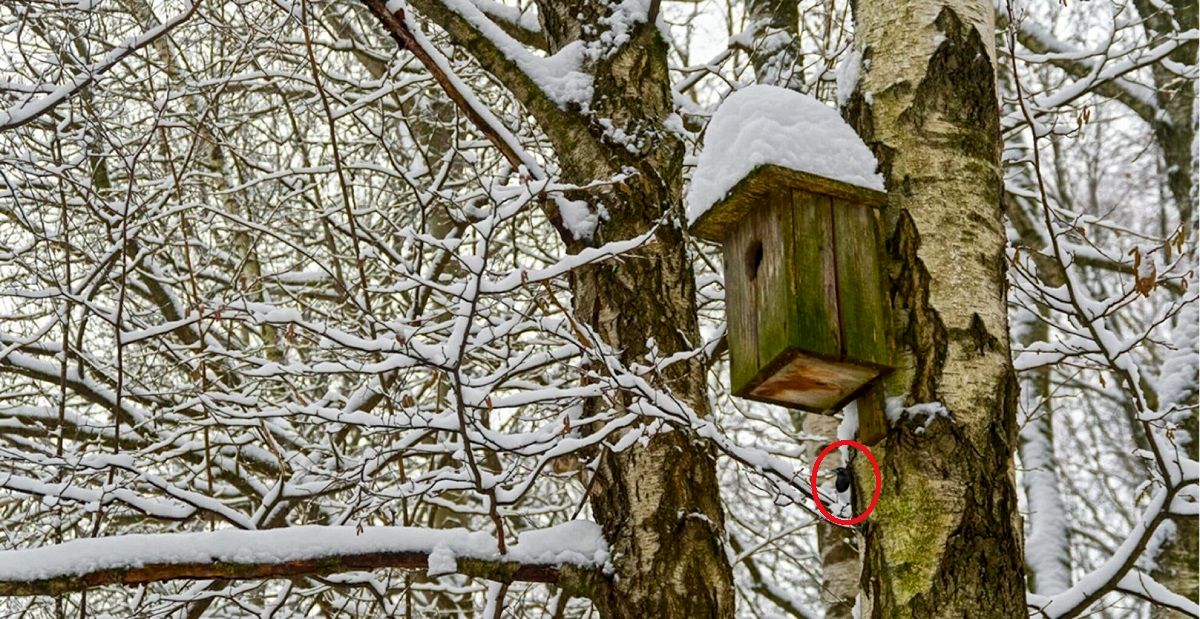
[361,0,608,174]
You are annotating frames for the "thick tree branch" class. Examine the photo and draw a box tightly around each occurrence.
[0,525,608,598]
[361,0,606,174]
[469,0,547,50]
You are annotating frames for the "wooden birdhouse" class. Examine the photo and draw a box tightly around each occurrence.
[691,164,892,418]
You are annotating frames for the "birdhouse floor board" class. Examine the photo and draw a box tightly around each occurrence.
[737,348,885,413]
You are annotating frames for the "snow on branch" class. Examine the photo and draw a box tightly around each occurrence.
[1001,27,1199,133]
[1005,4,1200,612]
[1024,486,1197,617]
[367,0,605,168]
[0,0,203,131]
[0,522,609,597]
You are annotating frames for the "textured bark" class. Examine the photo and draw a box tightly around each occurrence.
[363,1,736,614]
[533,3,737,618]
[746,0,804,90]
[844,2,1026,616]
[1134,0,1198,227]
[745,1,863,610]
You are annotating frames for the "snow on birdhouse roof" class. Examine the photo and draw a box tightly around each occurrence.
[686,85,885,228]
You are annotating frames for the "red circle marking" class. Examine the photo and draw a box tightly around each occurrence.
[809,439,881,526]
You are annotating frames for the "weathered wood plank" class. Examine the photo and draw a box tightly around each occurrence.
[791,189,841,360]
[690,165,887,243]
[746,351,880,413]
[856,384,889,446]
[724,214,759,394]
[833,199,890,367]
[755,189,795,370]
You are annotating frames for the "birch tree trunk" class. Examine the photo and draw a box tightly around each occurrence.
[534,3,737,617]
[844,1,1026,615]
[804,413,860,618]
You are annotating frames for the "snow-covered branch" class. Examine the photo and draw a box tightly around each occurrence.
[0,523,608,597]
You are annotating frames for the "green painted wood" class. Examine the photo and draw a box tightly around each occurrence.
[754,189,796,370]
[833,199,890,367]
[857,384,889,446]
[791,189,841,358]
[724,213,760,395]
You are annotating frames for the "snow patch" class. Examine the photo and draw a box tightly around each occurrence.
[554,195,606,240]
[426,544,457,577]
[439,0,593,109]
[885,397,950,433]
[837,403,859,442]
[835,48,863,108]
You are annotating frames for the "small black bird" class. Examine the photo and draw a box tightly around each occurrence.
[834,467,852,494]
[834,467,852,516]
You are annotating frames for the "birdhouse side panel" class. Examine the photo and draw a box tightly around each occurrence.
[724,215,761,395]
[833,199,891,368]
[752,189,800,370]
[790,189,842,359]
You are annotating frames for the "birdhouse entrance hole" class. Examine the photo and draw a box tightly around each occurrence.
[747,241,764,281]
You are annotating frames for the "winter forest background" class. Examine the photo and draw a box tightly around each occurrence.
[0,0,1196,617]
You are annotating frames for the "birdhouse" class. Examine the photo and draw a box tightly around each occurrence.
[690,164,892,415]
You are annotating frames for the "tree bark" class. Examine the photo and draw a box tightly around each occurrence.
[746,0,805,90]
[362,1,736,614]
[532,3,737,617]
[744,4,863,613]
[1134,0,1197,228]
[844,1,1026,616]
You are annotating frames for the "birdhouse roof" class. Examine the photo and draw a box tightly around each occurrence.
[689,165,886,242]
[686,85,886,242]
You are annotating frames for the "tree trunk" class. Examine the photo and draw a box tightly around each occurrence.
[804,413,859,618]
[744,3,862,614]
[748,0,864,609]
[844,2,1027,615]
[746,0,805,90]
[1015,314,1072,595]
[532,3,736,617]
[1134,0,1197,227]
[1136,2,1199,611]
[1007,194,1073,595]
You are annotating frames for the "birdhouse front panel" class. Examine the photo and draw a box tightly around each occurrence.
[712,166,891,413]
